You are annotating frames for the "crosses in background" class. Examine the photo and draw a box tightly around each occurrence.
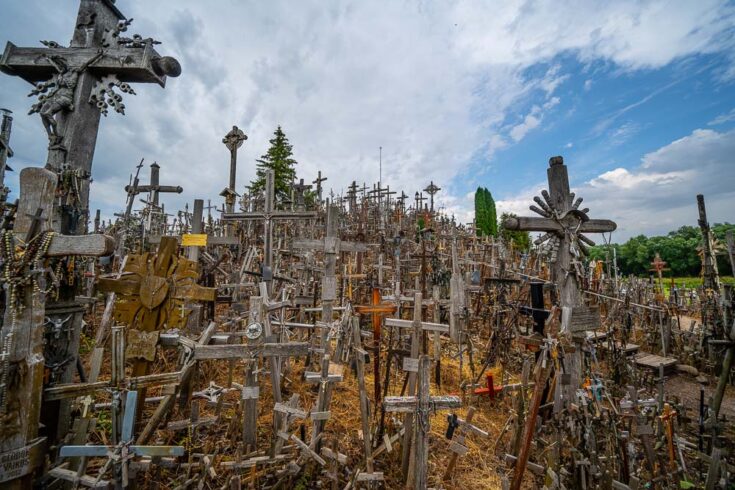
[222,169,317,292]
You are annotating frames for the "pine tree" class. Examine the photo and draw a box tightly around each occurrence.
[250,126,298,201]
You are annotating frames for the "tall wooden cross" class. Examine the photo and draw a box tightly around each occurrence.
[0,167,113,487]
[2,0,181,443]
[293,203,366,358]
[503,156,616,398]
[355,288,397,403]
[123,161,183,208]
[383,355,461,489]
[1,0,181,233]
[312,170,327,203]
[423,181,441,213]
[222,125,247,211]
[222,169,316,292]
[384,292,450,479]
[0,108,12,203]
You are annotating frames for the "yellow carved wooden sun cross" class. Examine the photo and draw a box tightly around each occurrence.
[98,237,215,353]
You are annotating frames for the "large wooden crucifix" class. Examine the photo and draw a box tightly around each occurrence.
[503,156,616,398]
[222,169,316,292]
[1,0,181,233]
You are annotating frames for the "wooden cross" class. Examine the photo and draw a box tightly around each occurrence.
[384,292,449,479]
[349,316,384,484]
[0,166,115,486]
[304,354,344,446]
[1,0,181,230]
[97,236,215,425]
[414,192,427,213]
[292,178,312,211]
[123,162,183,208]
[423,181,441,213]
[383,355,461,489]
[503,156,616,398]
[294,203,366,358]
[313,170,328,203]
[222,169,316,292]
[222,125,247,212]
[442,406,489,482]
[59,391,184,487]
[0,108,12,196]
[355,287,397,403]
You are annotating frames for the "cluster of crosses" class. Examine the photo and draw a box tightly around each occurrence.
[0,1,733,489]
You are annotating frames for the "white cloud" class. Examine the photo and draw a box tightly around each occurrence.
[510,113,541,142]
[709,108,735,126]
[0,0,733,226]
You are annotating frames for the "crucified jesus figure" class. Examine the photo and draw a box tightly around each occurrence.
[28,49,104,144]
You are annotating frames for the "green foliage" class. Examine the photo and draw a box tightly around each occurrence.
[499,212,531,251]
[588,223,735,277]
[474,187,498,237]
[250,126,298,202]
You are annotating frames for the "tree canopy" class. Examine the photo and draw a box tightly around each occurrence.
[588,223,735,277]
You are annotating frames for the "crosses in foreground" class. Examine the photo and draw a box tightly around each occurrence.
[384,355,461,490]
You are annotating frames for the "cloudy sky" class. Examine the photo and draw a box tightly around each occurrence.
[1,0,734,241]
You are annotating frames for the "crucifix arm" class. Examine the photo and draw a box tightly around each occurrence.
[77,49,105,73]
[503,216,616,234]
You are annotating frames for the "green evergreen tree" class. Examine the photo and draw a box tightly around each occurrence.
[474,187,498,237]
[250,126,298,201]
[474,186,487,236]
[485,188,498,237]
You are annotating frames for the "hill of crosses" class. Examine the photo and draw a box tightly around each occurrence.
[0,1,733,489]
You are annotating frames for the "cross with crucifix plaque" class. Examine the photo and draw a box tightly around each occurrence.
[383,355,461,490]
[222,169,316,292]
[503,156,616,398]
[1,0,181,444]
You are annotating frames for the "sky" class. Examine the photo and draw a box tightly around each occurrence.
[1,0,734,242]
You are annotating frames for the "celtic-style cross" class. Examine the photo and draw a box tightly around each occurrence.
[222,126,247,213]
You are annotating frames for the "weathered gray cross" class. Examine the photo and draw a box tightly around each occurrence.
[293,203,367,358]
[222,169,316,292]
[383,355,461,490]
[312,170,327,203]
